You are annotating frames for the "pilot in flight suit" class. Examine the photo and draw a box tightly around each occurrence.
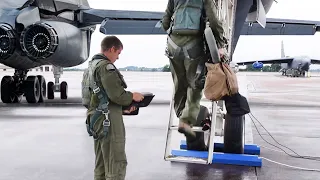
[161,0,227,139]
[86,36,144,180]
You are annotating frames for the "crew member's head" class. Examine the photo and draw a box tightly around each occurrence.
[100,36,123,63]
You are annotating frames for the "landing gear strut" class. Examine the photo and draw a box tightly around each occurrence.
[47,66,68,100]
[286,69,304,78]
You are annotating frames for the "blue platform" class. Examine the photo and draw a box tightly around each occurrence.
[171,149,262,167]
[180,140,260,155]
[170,140,262,167]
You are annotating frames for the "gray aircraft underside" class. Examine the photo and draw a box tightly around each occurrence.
[0,0,320,70]
[237,56,320,71]
[236,40,320,73]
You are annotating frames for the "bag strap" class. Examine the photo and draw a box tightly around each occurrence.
[219,62,233,95]
[87,59,111,140]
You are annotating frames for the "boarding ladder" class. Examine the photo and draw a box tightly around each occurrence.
[164,0,237,164]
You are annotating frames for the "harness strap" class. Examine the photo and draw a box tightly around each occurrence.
[87,59,111,140]
[167,36,203,60]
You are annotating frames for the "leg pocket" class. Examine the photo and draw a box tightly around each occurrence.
[109,139,127,179]
[112,139,127,163]
[186,42,205,60]
[102,138,127,180]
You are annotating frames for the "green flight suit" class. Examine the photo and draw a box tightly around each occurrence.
[86,54,133,180]
[162,0,226,126]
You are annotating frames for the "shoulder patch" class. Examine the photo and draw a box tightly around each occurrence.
[106,64,115,71]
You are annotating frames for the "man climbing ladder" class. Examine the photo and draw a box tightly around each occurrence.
[161,0,228,140]
[162,0,250,165]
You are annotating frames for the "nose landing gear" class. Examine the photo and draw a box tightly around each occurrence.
[46,66,68,100]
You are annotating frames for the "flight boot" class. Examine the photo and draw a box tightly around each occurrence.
[178,121,196,140]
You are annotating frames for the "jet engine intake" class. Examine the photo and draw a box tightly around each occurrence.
[20,21,89,67]
[0,23,16,60]
[20,22,58,59]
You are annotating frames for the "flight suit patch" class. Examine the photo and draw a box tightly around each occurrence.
[106,64,115,71]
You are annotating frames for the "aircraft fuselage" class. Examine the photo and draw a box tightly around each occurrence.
[0,0,94,70]
[0,0,95,104]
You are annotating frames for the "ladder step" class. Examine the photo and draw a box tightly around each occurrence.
[165,155,208,164]
[169,126,208,132]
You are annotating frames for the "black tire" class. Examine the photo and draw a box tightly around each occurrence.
[60,81,68,99]
[25,76,40,103]
[186,105,209,151]
[223,114,244,154]
[1,76,16,103]
[37,75,46,102]
[47,81,54,99]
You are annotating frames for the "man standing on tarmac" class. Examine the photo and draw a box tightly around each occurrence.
[86,36,144,180]
[161,0,227,139]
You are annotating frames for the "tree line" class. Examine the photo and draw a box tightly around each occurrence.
[162,63,282,72]
[239,64,282,72]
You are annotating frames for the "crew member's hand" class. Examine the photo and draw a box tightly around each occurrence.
[218,48,226,58]
[123,106,137,114]
[132,92,144,102]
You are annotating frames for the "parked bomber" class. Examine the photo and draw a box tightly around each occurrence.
[1,0,320,103]
[237,40,320,77]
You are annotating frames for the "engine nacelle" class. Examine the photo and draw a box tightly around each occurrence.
[20,21,90,67]
[0,23,16,60]
[252,61,263,69]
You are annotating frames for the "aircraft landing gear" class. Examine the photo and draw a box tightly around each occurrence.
[1,75,21,103]
[282,70,286,76]
[47,66,68,100]
[286,69,303,78]
[0,70,46,103]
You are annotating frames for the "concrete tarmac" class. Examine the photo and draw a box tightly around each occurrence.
[0,71,320,180]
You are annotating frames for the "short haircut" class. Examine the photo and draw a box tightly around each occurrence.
[100,36,123,52]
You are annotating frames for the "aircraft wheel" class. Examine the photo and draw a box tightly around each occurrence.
[1,76,16,103]
[25,76,40,103]
[60,81,68,99]
[185,105,209,151]
[47,81,54,99]
[223,114,244,154]
[37,75,46,103]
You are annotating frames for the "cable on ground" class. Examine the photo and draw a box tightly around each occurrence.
[246,113,320,172]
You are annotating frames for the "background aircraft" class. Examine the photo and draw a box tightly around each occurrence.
[1,0,320,104]
[236,40,320,77]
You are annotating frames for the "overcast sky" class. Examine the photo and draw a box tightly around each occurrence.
[74,0,320,69]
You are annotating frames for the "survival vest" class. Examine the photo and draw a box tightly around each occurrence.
[170,0,205,35]
[82,57,111,139]
[81,58,104,108]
